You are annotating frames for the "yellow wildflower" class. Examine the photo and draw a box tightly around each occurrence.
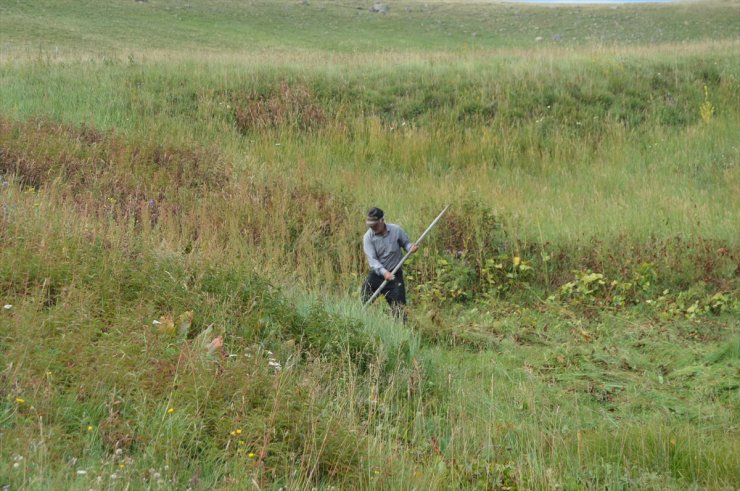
[248,452,256,459]
[167,407,175,414]
[87,425,93,432]
[15,398,25,404]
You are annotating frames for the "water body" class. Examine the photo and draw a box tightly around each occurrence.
[508,0,673,3]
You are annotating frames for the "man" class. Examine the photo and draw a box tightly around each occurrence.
[361,207,418,318]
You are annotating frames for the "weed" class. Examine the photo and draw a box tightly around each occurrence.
[700,84,715,124]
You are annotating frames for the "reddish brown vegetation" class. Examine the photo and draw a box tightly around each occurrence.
[230,81,326,134]
[0,117,231,221]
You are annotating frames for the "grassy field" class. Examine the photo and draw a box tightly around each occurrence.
[2,0,739,54]
[1,0,738,489]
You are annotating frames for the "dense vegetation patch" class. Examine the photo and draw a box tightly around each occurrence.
[1,0,738,488]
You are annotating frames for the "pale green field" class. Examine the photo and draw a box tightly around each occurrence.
[0,1,738,489]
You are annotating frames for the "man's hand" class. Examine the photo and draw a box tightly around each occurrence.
[409,243,418,253]
[383,271,395,281]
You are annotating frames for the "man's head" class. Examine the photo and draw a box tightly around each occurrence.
[366,207,385,233]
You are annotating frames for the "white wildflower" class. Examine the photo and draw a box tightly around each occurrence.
[3,305,12,310]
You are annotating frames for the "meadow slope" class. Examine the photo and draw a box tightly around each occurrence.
[0,1,738,489]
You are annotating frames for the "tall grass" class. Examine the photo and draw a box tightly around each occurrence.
[1,48,738,293]
[1,1,738,489]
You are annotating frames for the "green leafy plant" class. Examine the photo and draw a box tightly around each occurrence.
[559,270,607,303]
[480,254,534,298]
[656,285,739,319]
[413,255,477,305]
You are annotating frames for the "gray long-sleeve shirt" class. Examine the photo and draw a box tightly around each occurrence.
[363,223,413,276]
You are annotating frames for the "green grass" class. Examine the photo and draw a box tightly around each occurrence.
[1,0,739,489]
[2,52,737,288]
[2,0,739,54]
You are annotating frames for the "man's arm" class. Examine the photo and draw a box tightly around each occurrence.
[363,234,388,277]
[398,227,418,253]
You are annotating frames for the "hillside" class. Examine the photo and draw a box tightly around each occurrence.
[1,1,738,489]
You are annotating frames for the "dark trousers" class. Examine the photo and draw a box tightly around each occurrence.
[362,269,407,321]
